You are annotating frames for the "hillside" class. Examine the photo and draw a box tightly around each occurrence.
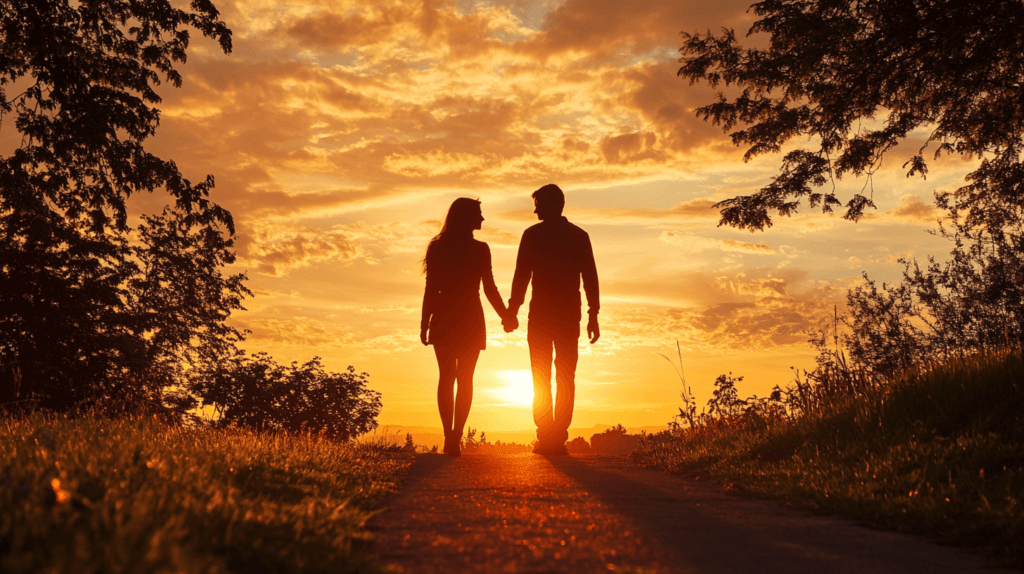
[635,349,1024,567]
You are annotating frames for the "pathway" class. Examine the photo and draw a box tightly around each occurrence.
[367,453,1015,573]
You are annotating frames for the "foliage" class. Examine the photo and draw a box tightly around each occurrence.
[822,194,1024,379]
[679,0,1024,230]
[193,353,382,441]
[123,208,250,412]
[636,348,1024,567]
[0,414,411,573]
[0,206,248,415]
[0,0,240,413]
[589,424,642,455]
[566,436,591,454]
[460,428,532,454]
[669,373,788,437]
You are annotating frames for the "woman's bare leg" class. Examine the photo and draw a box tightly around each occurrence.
[452,349,480,439]
[434,345,458,436]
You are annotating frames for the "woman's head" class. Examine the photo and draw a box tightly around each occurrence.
[439,197,483,236]
[423,198,483,272]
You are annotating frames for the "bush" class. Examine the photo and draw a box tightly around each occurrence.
[590,425,641,455]
[192,353,381,440]
[566,436,591,454]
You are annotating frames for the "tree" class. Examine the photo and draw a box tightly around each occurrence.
[823,195,1024,378]
[192,353,383,440]
[121,207,250,413]
[679,0,1024,231]
[0,0,236,411]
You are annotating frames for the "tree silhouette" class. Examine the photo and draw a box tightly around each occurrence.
[680,0,1024,230]
[824,196,1024,378]
[192,353,382,440]
[0,0,236,412]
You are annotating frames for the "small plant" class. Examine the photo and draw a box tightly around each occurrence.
[657,341,698,429]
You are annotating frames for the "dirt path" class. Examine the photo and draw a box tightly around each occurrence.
[367,453,1016,574]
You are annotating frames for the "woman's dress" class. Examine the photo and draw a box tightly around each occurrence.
[422,238,503,352]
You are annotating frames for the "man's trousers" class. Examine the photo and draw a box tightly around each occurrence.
[528,318,580,444]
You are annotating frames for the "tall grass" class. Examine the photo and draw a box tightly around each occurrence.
[636,348,1024,566]
[0,415,411,573]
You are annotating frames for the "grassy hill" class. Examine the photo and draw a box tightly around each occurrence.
[0,416,412,573]
[635,349,1024,567]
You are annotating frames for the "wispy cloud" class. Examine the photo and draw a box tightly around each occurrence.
[660,231,776,255]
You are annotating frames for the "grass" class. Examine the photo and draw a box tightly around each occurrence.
[635,348,1024,567]
[0,415,413,573]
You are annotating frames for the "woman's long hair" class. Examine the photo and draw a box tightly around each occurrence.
[423,198,481,273]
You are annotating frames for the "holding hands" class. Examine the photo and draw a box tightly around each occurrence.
[502,311,519,333]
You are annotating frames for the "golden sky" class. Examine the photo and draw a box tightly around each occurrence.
[136,0,969,432]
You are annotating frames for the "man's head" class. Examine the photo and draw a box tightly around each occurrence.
[532,184,564,221]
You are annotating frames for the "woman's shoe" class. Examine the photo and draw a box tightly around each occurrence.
[444,431,462,457]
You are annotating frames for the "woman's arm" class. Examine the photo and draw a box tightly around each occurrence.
[480,244,507,320]
[421,246,437,345]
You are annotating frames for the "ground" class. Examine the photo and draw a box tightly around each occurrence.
[368,453,1017,573]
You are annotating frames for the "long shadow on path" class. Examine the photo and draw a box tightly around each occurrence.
[368,454,1015,574]
[548,455,1009,573]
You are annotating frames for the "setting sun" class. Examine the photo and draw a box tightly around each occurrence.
[498,370,534,406]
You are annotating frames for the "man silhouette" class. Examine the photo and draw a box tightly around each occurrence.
[505,184,600,455]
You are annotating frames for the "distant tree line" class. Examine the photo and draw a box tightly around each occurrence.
[448,426,646,456]
[0,0,379,439]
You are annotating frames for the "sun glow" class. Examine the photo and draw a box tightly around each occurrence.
[498,370,534,406]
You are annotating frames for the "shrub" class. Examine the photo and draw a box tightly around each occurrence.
[590,425,641,455]
[192,353,381,440]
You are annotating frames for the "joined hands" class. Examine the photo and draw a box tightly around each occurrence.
[502,313,519,333]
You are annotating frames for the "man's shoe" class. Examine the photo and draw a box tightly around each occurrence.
[532,441,568,456]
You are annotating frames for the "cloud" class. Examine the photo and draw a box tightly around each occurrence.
[660,231,775,255]
[670,197,718,218]
[284,5,419,50]
[240,222,363,277]
[143,0,765,227]
[888,194,939,223]
[600,271,845,352]
[234,317,355,348]
[519,0,754,61]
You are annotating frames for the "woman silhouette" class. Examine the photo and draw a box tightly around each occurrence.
[421,198,510,456]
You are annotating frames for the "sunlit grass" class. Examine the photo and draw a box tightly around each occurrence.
[0,415,412,573]
[635,349,1024,567]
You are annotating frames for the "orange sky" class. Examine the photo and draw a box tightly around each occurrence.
[131,0,969,432]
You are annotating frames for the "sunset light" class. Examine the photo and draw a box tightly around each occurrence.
[497,370,535,406]
[146,0,963,435]
[4,0,969,436]
[3,0,1021,569]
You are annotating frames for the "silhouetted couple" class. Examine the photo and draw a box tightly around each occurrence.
[420,184,600,456]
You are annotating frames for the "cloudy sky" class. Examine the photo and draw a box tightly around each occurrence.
[138,0,968,432]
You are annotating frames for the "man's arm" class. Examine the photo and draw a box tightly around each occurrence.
[581,233,600,343]
[506,230,532,331]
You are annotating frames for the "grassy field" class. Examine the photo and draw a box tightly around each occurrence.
[635,349,1024,567]
[0,415,412,573]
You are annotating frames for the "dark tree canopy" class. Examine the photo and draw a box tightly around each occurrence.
[0,0,232,231]
[0,1,383,441]
[0,0,238,412]
[680,0,1024,230]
